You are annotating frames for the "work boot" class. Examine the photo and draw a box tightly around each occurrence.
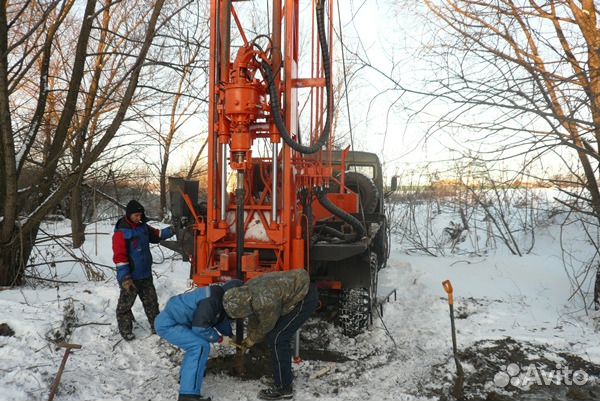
[177,394,211,401]
[121,332,135,341]
[257,385,293,400]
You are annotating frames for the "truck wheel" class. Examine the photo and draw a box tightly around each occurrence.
[337,252,379,337]
[374,220,390,269]
[331,171,379,214]
[337,288,370,337]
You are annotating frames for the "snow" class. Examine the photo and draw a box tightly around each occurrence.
[226,211,270,242]
[1,202,599,401]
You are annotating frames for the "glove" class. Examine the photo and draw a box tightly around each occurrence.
[122,279,136,293]
[222,337,245,349]
[241,337,255,349]
[220,336,235,346]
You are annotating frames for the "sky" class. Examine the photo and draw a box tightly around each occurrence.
[322,1,488,182]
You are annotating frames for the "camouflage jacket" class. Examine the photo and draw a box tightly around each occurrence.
[223,269,310,344]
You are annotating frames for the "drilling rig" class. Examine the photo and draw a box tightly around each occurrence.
[168,0,389,336]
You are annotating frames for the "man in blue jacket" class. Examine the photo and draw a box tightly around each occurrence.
[155,280,243,401]
[112,200,174,341]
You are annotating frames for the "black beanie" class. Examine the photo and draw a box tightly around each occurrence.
[125,200,145,218]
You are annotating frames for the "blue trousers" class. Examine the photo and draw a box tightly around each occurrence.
[266,284,319,387]
[155,310,210,396]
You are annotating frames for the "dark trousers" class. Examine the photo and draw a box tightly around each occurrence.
[266,284,319,388]
[116,277,159,335]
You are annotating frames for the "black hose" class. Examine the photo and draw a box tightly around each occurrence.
[260,0,331,154]
[316,188,366,242]
[316,224,356,242]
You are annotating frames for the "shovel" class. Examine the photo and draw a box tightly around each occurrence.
[47,342,82,401]
[442,280,464,378]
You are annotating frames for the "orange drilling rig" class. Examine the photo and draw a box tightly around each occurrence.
[168,0,389,336]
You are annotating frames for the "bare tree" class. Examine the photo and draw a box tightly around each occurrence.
[0,0,169,286]
[416,0,600,223]
[136,1,210,219]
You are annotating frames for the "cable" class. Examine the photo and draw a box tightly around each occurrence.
[375,302,399,351]
[315,224,355,243]
[315,187,366,241]
[250,35,272,54]
[260,0,331,154]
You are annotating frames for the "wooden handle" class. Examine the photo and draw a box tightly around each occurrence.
[56,342,82,350]
[442,280,454,305]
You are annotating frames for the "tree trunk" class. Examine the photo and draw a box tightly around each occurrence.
[0,224,38,286]
[70,184,85,248]
[0,240,22,286]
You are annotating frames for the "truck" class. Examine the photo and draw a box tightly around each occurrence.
[165,0,390,337]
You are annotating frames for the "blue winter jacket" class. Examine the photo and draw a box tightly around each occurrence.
[112,217,174,283]
[162,286,233,342]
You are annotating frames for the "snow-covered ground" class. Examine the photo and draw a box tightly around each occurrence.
[1,205,599,401]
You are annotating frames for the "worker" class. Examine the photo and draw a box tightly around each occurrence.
[223,269,319,400]
[112,199,174,341]
[155,280,243,401]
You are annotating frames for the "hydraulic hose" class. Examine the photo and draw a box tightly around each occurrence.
[316,224,356,243]
[260,0,331,154]
[316,188,366,242]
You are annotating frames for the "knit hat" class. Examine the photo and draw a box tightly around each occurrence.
[125,200,148,222]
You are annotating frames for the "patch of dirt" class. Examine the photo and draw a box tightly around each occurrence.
[0,323,15,336]
[207,339,352,381]
[454,297,503,320]
[427,337,600,401]
[207,319,352,381]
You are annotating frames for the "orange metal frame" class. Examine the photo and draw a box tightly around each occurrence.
[192,0,340,286]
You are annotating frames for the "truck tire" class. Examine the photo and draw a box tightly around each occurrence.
[331,171,379,214]
[337,252,379,337]
[337,288,370,337]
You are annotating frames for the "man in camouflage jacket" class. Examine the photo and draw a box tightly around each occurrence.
[223,269,319,400]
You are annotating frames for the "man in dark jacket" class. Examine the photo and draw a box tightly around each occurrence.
[112,199,174,341]
[222,269,319,400]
